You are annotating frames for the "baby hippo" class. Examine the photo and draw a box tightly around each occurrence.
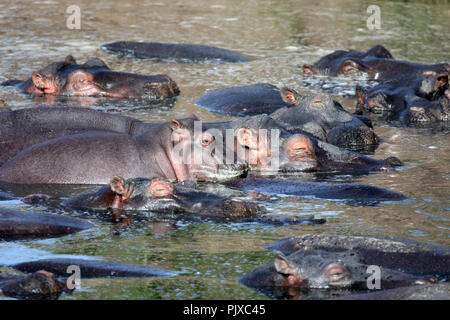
[239,250,432,297]
[63,176,258,219]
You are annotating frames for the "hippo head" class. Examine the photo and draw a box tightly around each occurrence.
[356,72,449,116]
[417,72,449,100]
[233,125,318,173]
[272,251,359,289]
[277,134,319,172]
[26,56,179,99]
[63,176,258,219]
[302,45,393,78]
[240,249,424,293]
[172,122,249,182]
[278,88,378,148]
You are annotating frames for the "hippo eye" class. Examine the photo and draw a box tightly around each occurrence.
[56,77,66,88]
[200,135,214,147]
[324,263,350,284]
[293,147,312,157]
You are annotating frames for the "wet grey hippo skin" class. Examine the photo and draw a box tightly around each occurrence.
[303,44,449,81]
[0,208,94,241]
[331,283,449,300]
[195,83,292,116]
[10,258,178,278]
[238,249,432,299]
[355,72,449,125]
[101,41,253,63]
[1,55,180,100]
[0,106,154,167]
[225,178,406,203]
[263,234,450,277]
[0,115,247,184]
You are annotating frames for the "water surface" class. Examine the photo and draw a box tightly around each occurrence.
[0,0,449,300]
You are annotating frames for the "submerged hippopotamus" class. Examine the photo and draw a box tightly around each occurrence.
[263,234,450,277]
[355,72,449,124]
[63,176,258,220]
[238,249,432,299]
[271,88,379,150]
[303,45,449,81]
[101,41,253,63]
[195,83,292,116]
[225,178,406,203]
[62,176,326,226]
[0,270,67,300]
[1,55,180,100]
[195,84,379,151]
[11,258,178,279]
[0,208,94,240]
[0,115,247,184]
[202,114,402,174]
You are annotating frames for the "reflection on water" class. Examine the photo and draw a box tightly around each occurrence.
[0,0,449,300]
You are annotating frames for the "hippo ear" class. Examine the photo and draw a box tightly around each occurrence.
[274,254,294,276]
[280,87,301,106]
[64,55,77,64]
[186,114,200,121]
[365,45,393,59]
[84,57,108,69]
[110,176,127,195]
[338,59,364,75]
[170,119,182,131]
[31,72,46,88]
[302,64,315,76]
[436,74,448,88]
[237,128,258,149]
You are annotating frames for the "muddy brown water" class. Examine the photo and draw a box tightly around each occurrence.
[0,0,448,299]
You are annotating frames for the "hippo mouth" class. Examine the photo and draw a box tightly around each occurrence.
[191,163,248,182]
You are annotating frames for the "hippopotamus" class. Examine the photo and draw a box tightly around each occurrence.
[63,176,259,220]
[201,115,402,174]
[1,55,180,100]
[0,191,14,201]
[0,106,155,166]
[225,178,406,203]
[0,270,66,300]
[262,234,450,277]
[302,45,449,81]
[355,72,449,124]
[100,41,253,63]
[0,208,94,240]
[271,88,379,150]
[195,84,379,151]
[195,83,292,116]
[11,258,178,279]
[61,176,325,226]
[238,249,433,299]
[332,283,450,300]
[0,115,247,184]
